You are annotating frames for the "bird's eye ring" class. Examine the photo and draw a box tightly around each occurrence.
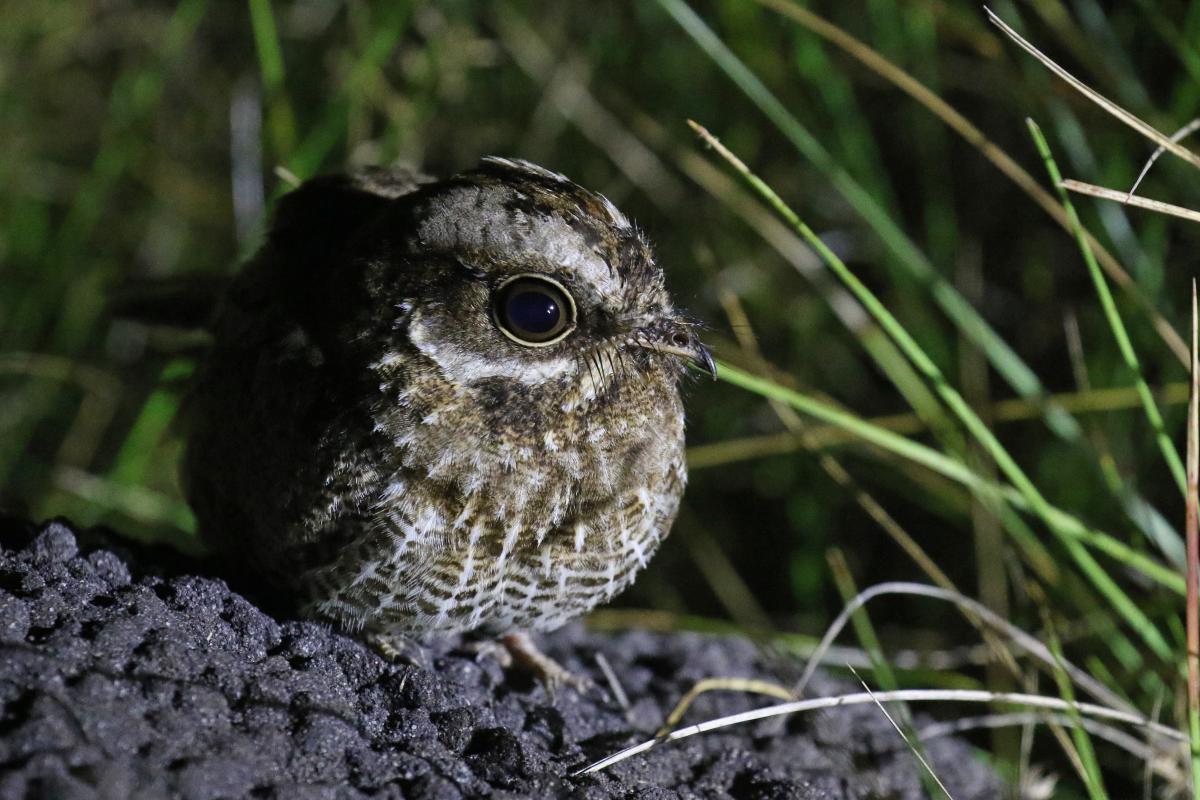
[491,274,576,347]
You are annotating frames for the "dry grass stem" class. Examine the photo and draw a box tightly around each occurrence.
[755,0,1187,364]
[920,711,1182,786]
[985,7,1200,171]
[688,381,1190,469]
[850,666,955,799]
[1127,118,1200,199]
[272,165,301,188]
[1061,181,1200,225]
[594,652,630,712]
[574,687,1185,776]
[791,582,1130,715]
[655,678,794,738]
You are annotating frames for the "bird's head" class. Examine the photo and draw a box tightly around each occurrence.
[362,157,713,399]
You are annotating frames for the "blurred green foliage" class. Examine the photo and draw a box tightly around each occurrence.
[4,1,1200,792]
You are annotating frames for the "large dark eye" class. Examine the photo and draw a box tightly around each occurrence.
[492,275,576,346]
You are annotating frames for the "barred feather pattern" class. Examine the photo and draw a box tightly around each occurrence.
[301,352,686,635]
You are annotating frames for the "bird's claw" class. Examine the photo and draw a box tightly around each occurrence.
[466,631,593,695]
[500,631,594,695]
[366,631,429,669]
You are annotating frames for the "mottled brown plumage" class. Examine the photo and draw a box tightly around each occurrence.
[183,159,710,681]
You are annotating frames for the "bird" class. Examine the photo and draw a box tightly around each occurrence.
[182,158,714,688]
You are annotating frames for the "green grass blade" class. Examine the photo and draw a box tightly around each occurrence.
[1026,118,1186,500]
[656,0,1079,441]
[756,0,1187,368]
[1046,620,1109,799]
[283,4,410,183]
[692,129,1174,659]
[714,359,1182,595]
[671,145,957,449]
[247,0,285,89]
[108,360,193,487]
[247,0,296,158]
[828,551,949,798]
[0,0,210,492]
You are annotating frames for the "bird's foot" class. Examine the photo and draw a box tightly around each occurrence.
[366,631,429,670]
[499,631,594,695]
[466,632,592,694]
[464,638,514,668]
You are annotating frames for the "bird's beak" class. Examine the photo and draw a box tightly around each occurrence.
[633,320,717,379]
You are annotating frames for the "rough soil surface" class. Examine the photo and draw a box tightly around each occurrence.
[0,517,1001,799]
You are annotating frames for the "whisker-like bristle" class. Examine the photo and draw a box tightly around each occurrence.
[603,349,618,380]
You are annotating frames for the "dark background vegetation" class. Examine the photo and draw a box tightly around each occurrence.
[4,1,1200,794]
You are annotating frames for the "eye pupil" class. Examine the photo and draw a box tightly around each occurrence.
[506,290,561,334]
[493,275,576,346]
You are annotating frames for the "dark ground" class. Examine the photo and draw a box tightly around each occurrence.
[0,517,1001,799]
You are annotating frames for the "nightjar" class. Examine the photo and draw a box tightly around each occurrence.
[183,158,712,685]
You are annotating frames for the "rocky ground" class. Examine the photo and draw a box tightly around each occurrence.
[0,517,1002,799]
